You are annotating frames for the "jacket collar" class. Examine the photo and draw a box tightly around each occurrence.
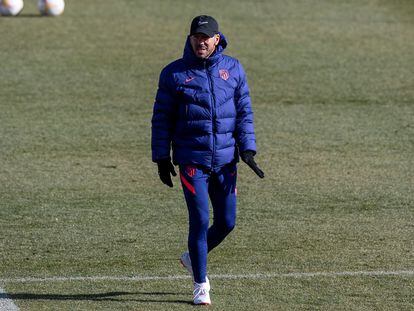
[182,32,228,67]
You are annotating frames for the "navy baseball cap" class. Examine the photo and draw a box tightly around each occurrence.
[190,15,219,37]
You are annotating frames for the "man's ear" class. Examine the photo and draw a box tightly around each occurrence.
[214,34,220,46]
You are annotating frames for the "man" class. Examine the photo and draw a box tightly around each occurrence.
[151,15,264,305]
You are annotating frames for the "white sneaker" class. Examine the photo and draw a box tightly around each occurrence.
[193,281,211,305]
[180,251,193,275]
[180,252,210,290]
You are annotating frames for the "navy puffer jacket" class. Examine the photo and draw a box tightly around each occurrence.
[151,33,256,171]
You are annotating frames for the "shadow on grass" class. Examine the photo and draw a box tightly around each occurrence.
[1,13,42,18]
[0,291,192,305]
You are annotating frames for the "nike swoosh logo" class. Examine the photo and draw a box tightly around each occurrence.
[198,21,208,25]
[185,77,195,83]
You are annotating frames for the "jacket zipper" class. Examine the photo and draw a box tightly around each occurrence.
[205,60,216,171]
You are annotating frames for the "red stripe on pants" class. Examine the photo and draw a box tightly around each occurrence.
[180,173,196,195]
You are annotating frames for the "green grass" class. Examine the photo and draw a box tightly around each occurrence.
[1,0,413,310]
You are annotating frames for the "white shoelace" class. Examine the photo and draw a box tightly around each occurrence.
[193,286,208,297]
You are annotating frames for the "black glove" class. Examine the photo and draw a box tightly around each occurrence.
[240,150,265,178]
[157,159,177,187]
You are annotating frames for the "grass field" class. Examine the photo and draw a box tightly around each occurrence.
[1,0,413,310]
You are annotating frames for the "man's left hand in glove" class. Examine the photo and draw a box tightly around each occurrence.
[240,150,265,178]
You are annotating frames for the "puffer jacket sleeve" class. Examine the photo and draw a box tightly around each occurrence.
[151,67,177,162]
[234,61,257,153]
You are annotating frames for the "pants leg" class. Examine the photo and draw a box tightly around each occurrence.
[207,163,237,253]
[180,165,210,284]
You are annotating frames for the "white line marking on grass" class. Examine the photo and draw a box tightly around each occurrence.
[0,287,19,311]
[215,270,414,279]
[0,270,413,284]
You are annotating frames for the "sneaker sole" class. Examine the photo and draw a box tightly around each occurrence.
[194,302,211,306]
[180,258,190,272]
[180,257,195,277]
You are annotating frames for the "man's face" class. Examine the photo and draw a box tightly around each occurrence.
[190,33,220,59]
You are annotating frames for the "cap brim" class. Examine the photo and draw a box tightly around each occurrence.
[190,27,216,38]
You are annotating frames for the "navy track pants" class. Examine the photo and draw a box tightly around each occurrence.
[179,163,237,284]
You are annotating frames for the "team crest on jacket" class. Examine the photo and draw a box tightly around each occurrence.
[219,69,230,81]
[186,165,197,177]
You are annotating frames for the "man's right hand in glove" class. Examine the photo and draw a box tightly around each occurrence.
[240,150,265,178]
[157,159,177,187]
